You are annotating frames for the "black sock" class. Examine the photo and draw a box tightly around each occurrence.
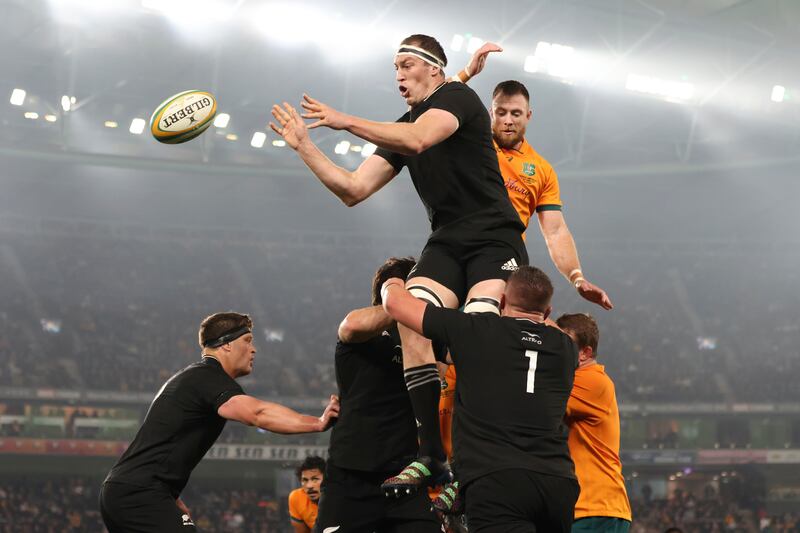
[404,363,446,462]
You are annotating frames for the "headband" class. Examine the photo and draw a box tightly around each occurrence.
[202,325,251,348]
[395,45,445,69]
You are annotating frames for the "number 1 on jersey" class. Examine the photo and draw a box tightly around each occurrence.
[525,350,538,394]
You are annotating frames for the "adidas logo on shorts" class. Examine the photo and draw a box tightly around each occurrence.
[501,258,519,271]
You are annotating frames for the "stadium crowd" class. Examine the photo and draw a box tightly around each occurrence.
[0,234,797,404]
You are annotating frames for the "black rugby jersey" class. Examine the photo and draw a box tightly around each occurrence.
[104,357,244,497]
[328,328,418,471]
[375,82,523,233]
[422,307,578,487]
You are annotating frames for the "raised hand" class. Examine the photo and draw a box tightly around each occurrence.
[300,94,350,130]
[269,102,308,150]
[576,279,614,310]
[466,42,503,78]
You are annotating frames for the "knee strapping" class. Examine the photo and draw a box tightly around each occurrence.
[408,285,445,307]
[463,297,501,315]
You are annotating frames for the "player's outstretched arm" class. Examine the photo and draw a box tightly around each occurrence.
[301,94,458,156]
[338,305,395,343]
[380,278,428,336]
[218,394,339,434]
[537,210,613,310]
[270,102,397,206]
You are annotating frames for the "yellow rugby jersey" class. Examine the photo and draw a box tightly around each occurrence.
[495,139,562,232]
[439,364,457,460]
[288,488,317,529]
[566,364,631,521]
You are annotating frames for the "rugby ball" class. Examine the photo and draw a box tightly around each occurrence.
[150,90,217,144]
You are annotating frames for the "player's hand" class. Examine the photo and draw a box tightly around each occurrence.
[318,394,340,431]
[465,42,503,79]
[576,279,614,310]
[301,94,350,130]
[270,102,309,150]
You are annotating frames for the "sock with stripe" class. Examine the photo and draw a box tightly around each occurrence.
[404,363,446,462]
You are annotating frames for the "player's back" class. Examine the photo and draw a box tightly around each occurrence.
[329,328,418,472]
[105,357,242,496]
[422,308,578,487]
[567,364,631,520]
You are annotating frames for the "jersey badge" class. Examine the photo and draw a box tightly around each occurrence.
[522,162,536,176]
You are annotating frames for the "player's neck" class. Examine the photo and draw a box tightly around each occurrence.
[579,359,598,369]
[503,307,546,322]
[202,353,237,379]
[422,78,447,102]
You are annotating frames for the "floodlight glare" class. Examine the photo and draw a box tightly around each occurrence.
[104,121,118,128]
[250,131,266,148]
[450,34,464,52]
[214,113,230,128]
[361,142,376,157]
[44,114,57,122]
[10,89,26,106]
[771,85,785,103]
[626,74,694,101]
[225,133,238,141]
[129,118,146,134]
[334,140,351,155]
[61,96,71,112]
[24,112,39,119]
[272,139,286,147]
[466,36,483,54]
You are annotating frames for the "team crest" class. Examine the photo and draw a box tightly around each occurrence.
[522,162,536,177]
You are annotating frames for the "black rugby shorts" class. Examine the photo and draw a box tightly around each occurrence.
[463,469,579,533]
[314,462,441,533]
[100,482,197,533]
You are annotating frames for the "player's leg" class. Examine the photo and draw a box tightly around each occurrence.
[100,482,196,533]
[463,238,529,316]
[383,245,463,494]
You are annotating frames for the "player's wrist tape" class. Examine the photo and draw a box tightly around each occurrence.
[573,277,586,289]
[456,66,472,83]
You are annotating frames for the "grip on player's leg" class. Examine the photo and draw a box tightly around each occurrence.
[463,296,501,315]
[408,285,445,308]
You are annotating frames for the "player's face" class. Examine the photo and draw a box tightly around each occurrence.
[300,468,323,502]
[395,55,438,106]
[229,333,256,377]
[491,93,532,150]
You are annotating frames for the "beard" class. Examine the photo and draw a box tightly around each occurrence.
[493,128,525,150]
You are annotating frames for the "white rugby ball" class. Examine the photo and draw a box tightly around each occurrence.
[150,90,217,144]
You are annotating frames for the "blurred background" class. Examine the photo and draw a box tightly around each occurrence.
[0,0,799,531]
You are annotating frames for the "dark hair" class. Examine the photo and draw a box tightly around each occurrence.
[492,80,530,103]
[556,313,600,354]
[372,257,416,305]
[400,34,448,68]
[505,266,553,313]
[664,529,684,533]
[198,312,252,349]
[295,456,326,481]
